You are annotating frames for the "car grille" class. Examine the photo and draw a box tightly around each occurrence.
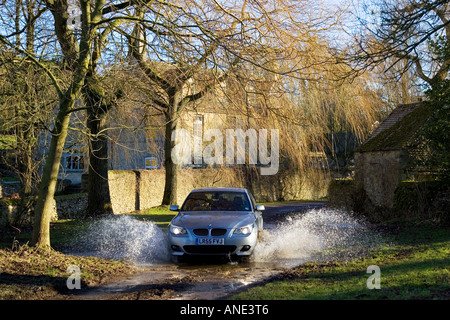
[183,245,237,255]
[211,228,227,236]
[193,229,209,236]
[193,228,227,236]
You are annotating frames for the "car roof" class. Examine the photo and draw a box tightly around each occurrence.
[190,187,248,193]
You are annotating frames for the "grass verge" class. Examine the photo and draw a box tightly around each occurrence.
[230,223,450,300]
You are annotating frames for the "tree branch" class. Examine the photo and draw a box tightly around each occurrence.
[0,36,64,99]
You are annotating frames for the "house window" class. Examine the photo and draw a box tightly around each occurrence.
[145,156,158,169]
[193,115,203,137]
[62,147,85,171]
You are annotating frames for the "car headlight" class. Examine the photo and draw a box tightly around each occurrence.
[170,224,187,235]
[233,224,253,235]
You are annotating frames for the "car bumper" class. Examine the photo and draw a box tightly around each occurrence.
[168,229,258,256]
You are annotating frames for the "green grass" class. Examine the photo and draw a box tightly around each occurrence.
[128,205,176,228]
[231,224,450,300]
[50,219,91,248]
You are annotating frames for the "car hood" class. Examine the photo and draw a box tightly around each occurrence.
[172,211,255,229]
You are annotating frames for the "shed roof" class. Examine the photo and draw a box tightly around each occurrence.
[357,102,433,152]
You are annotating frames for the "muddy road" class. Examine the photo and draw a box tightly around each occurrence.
[68,201,378,300]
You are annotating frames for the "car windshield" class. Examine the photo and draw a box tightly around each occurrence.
[181,191,251,212]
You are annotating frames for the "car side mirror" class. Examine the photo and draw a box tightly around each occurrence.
[169,205,179,211]
[256,204,265,211]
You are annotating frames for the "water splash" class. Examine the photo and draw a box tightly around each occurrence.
[74,215,168,264]
[71,208,381,268]
[253,208,381,266]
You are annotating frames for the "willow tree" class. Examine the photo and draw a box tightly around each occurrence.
[123,0,346,205]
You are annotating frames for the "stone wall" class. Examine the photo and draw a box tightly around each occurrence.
[108,167,330,214]
[108,170,140,214]
[327,178,449,224]
[0,194,87,227]
[1,167,330,225]
[354,150,404,208]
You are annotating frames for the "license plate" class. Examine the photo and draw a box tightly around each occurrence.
[196,238,224,245]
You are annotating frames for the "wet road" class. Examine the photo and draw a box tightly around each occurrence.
[73,201,327,300]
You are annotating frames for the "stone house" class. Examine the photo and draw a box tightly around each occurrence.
[353,102,433,208]
[106,104,250,172]
[44,69,271,190]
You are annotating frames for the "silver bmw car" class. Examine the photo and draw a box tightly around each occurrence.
[168,187,264,260]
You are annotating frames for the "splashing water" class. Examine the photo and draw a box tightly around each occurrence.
[253,208,381,266]
[71,208,380,268]
[74,215,168,264]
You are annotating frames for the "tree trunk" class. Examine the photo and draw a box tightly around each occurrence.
[31,0,97,248]
[31,101,73,248]
[86,105,112,216]
[13,111,36,225]
[161,106,179,205]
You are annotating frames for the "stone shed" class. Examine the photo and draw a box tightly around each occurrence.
[354,102,433,209]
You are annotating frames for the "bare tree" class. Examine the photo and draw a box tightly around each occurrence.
[0,1,57,224]
[123,0,346,205]
[348,0,450,89]
[123,2,238,205]
[0,0,143,247]
[0,0,387,248]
